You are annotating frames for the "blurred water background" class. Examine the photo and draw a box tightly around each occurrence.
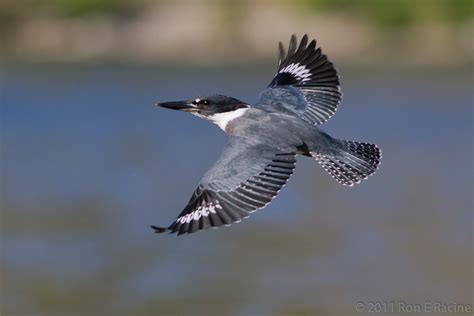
[1,1,473,315]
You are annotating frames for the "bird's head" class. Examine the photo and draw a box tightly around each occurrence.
[157,95,250,131]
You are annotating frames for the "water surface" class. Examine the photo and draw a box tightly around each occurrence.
[2,64,472,315]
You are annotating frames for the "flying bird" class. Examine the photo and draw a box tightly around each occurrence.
[152,34,381,235]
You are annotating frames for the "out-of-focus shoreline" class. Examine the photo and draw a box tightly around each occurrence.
[1,2,473,67]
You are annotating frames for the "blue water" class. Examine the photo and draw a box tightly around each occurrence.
[2,64,473,315]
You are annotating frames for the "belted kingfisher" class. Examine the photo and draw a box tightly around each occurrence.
[152,34,381,235]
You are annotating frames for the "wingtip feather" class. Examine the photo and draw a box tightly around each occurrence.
[278,42,285,66]
[150,225,169,233]
[288,34,298,55]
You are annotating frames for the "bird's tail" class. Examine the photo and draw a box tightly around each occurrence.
[312,139,381,186]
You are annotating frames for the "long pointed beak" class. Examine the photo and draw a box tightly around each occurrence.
[157,100,195,112]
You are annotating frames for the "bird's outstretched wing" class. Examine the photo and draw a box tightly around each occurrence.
[256,34,342,125]
[152,137,296,235]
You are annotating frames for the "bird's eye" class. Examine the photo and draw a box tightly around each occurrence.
[202,100,209,105]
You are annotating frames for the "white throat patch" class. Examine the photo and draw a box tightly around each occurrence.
[208,108,248,131]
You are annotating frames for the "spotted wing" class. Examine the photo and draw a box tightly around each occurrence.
[152,138,296,235]
[256,34,342,125]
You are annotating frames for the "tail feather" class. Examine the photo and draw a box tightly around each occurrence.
[313,140,381,186]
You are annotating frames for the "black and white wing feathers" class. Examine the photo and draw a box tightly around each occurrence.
[152,138,296,235]
[256,34,342,125]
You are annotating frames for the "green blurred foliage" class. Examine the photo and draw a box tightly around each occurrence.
[0,0,140,20]
[1,0,472,25]
[443,0,474,21]
[38,0,141,17]
[300,0,474,28]
[39,0,125,17]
